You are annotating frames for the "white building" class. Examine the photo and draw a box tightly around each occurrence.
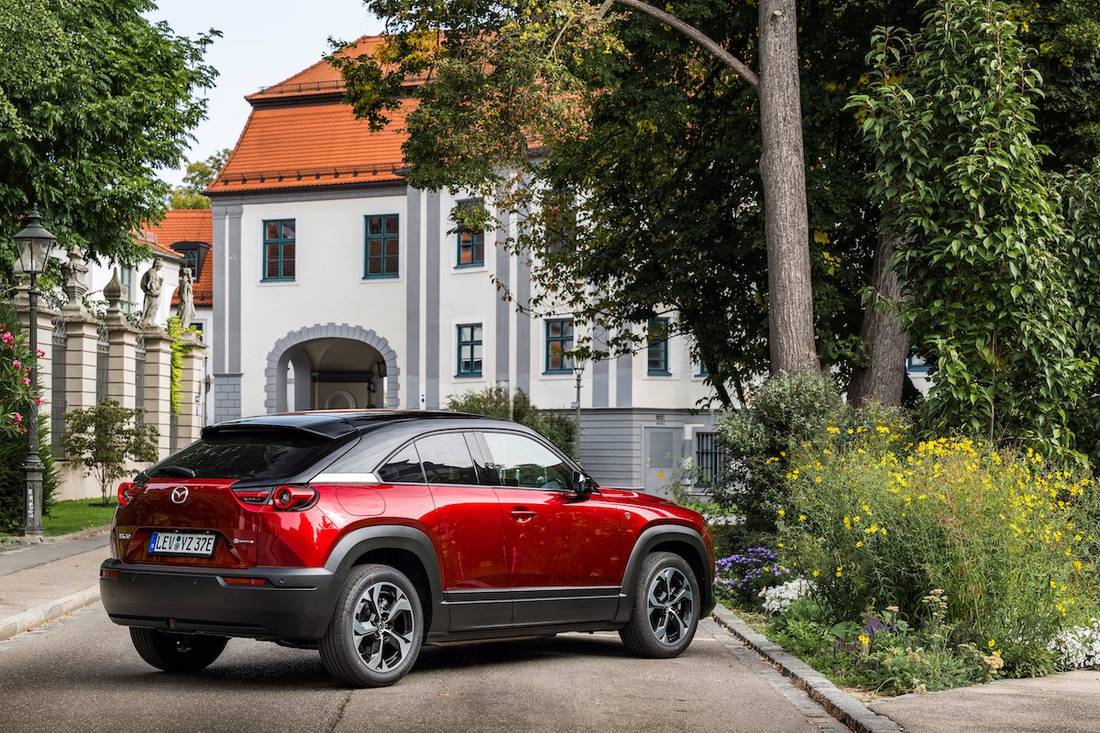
[205,37,718,493]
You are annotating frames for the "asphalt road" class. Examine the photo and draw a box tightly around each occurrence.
[0,603,845,733]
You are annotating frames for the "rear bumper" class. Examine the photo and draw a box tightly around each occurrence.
[99,560,338,641]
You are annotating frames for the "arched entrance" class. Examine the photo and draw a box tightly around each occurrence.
[265,324,400,412]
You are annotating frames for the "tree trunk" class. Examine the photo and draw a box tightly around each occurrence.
[757,0,818,375]
[848,229,907,406]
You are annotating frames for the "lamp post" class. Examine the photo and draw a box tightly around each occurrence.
[14,208,57,538]
[571,359,586,458]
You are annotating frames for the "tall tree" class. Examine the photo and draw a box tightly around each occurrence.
[169,148,231,209]
[0,0,217,281]
[337,0,820,381]
[851,0,1094,452]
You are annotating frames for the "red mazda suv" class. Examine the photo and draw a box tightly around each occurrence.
[100,411,715,687]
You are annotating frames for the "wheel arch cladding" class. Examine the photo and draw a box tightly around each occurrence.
[617,525,713,623]
[325,525,448,634]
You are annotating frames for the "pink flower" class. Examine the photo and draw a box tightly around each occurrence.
[36,349,45,358]
[22,377,30,385]
[13,412,22,424]
[11,359,21,369]
[34,397,42,406]
[1,332,12,344]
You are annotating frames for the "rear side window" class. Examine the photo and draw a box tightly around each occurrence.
[377,444,425,484]
[415,433,479,485]
[146,429,341,481]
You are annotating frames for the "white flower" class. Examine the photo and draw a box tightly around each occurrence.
[759,578,815,614]
[1050,620,1100,671]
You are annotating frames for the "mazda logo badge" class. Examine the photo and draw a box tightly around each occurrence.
[170,487,189,504]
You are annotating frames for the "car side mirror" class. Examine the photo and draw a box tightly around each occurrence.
[572,471,593,497]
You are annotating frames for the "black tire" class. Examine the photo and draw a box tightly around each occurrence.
[129,628,228,673]
[320,563,424,688]
[619,551,700,659]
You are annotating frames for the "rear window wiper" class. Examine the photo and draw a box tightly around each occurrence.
[150,465,196,478]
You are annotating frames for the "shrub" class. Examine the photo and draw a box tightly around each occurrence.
[0,414,59,532]
[1051,621,1100,671]
[716,372,911,533]
[445,385,576,456]
[716,372,841,531]
[769,592,1004,695]
[62,399,158,505]
[778,429,1099,676]
[715,546,786,603]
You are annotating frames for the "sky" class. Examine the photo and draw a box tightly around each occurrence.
[149,0,384,187]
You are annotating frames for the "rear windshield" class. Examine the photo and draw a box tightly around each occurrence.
[145,429,345,481]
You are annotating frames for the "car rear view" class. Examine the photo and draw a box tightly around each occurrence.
[100,419,356,667]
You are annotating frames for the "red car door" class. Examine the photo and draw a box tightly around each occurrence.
[416,432,511,631]
[474,430,625,627]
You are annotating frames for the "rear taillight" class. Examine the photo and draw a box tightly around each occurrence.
[271,485,316,511]
[117,481,142,507]
[232,487,273,506]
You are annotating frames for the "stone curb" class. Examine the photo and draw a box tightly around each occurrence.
[0,584,100,642]
[713,604,904,733]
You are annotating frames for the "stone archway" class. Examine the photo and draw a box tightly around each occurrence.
[264,323,400,412]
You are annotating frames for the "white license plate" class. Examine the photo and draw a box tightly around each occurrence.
[149,532,216,556]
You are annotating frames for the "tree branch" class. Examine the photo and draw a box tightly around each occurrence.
[602,0,759,90]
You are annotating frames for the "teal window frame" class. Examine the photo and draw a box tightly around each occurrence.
[456,228,485,268]
[364,214,400,279]
[544,318,575,374]
[456,323,483,377]
[647,317,671,376]
[262,219,296,282]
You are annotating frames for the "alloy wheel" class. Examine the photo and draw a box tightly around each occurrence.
[351,581,415,672]
[646,567,694,646]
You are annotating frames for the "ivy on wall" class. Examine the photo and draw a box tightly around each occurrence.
[166,316,200,417]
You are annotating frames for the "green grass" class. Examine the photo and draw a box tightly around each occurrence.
[40,498,116,536]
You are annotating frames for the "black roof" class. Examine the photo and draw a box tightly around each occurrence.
[202,409,508,440]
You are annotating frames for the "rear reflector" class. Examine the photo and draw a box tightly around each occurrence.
[222,577,267,587]
[100,568,121,579]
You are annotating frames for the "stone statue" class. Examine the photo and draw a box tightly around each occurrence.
[61,248,90,314]
[139,258,163,327]
[177,267,196,329]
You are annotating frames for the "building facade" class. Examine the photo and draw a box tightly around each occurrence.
[206,38,716,494]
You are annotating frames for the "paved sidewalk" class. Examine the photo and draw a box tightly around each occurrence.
[0,532,109,638]
[870,670,1100,732]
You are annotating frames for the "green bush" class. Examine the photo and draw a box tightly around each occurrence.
[0,414,59,532]
[715,372,912,534]
[778,430,1099,676]
[445,386,577,457]
[769,593,1004,695]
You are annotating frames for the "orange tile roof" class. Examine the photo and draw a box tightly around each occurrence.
[245,36,391,102]
[134,229,181,260]
[143,209,214,308]
[210,36,414,194]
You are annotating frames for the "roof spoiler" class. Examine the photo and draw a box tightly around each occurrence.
[200,421,356,441]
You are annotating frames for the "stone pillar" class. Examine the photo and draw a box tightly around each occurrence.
[177,331,205,446]
[142,329,173,458]
[103,269,138,410]
[62,316,99,413]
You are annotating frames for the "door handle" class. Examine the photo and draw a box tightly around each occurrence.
[510,507,536,522]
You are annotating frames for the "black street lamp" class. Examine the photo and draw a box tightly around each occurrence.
[14,207,57,538]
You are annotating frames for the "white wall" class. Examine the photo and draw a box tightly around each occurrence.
[233,187,718,417]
